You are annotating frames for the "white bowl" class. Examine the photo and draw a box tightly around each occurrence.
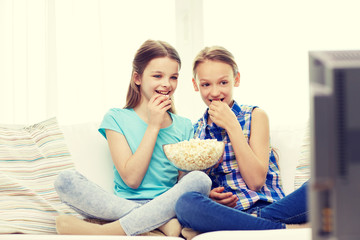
[163,139,225,171]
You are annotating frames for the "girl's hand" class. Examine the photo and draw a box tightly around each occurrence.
[147,93,172,128]
[208,101,237,130]
[209,187,238,208]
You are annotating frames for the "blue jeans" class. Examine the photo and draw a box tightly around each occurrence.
[175,181,309,232]
[54,169,211,235]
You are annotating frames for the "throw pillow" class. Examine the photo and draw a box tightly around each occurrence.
[294,120,311,190]
[0,117,78,234]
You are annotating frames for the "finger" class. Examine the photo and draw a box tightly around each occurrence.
[209,191,221,200]
[213,192,233,201]
[150,93,163,102]
[209,114,217,124]
[209,189,226,200]
[209,187,224,198]
[210,100,221,109]
[208,104,217,112]
[216,198,236,207]
[217,192,234,200]
[151,93,169,103]
[155,95,170,103]
[210,100,218,107]
[214,187,225,193]
[208,107,220,117]
[226,199,238,208]
[217,194,238,205]
[151,97,172,111]
[158,99,172,110]
[219,197,237,208]
[228,197,239,208]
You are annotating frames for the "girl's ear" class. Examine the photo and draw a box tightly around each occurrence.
[133,72,141,85]
[234,72,240,87]
[192,78,199,91]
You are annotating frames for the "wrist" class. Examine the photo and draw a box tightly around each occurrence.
[224,117,240,132]
[226,122,246,143]
[147,123,161,133]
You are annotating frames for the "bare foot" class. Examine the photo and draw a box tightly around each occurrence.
[158,218,182,237]
[181,227,201,240]
[56,215,101,235]
[56,215,125,235]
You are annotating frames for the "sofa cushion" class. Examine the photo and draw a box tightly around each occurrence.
[191,228,311,240]
[270,122,305,195]
[60,122,114,193]
[0,117,78,234]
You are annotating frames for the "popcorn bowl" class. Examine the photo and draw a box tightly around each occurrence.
[163,139,225,171]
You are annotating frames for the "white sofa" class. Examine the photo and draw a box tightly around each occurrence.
[0,119,311,240]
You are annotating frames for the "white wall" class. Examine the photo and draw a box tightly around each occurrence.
[193,0,360,127]
[1,0,360,128]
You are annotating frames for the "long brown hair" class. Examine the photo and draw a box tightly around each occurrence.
[124,39,181,113]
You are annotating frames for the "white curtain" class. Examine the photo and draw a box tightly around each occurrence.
[1,0,48,124]
[1,0,359,126]
[0,0,177,125]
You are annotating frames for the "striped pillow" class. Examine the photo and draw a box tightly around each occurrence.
[294,121,311,190]
[0,117,78,234]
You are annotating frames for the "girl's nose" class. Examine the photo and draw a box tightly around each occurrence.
[161,78,170,87]
[210,86,220,96]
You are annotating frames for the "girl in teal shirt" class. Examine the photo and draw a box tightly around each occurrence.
[54,40,211,236]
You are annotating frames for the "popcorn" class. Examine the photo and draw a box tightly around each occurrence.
[163,139,225,171]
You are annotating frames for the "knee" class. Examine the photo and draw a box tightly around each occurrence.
[185,171,212,195]
[54,169,77,195]
[175,191,207,228]
[175,192,200,218]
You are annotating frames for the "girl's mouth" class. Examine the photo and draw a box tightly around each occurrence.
[209,98,224,102]
[155,90,171,95]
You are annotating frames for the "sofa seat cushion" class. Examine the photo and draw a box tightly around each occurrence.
[192,228,311,240]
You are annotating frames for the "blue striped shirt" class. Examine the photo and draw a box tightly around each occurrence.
[193,101,285,210]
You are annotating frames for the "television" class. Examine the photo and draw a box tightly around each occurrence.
[309,50,360,240]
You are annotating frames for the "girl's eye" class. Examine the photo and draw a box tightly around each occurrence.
[220,81,228,85]
[201,83,209,87]
[153,75,162,78]
[171,76,178,80]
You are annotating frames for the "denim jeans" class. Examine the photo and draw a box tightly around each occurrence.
[54,169,211,235]
[175,181,309,232]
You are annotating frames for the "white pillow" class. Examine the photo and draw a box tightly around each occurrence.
[269,121,306,195]
[60,122,114,193]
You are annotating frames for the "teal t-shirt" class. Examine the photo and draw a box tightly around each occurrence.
[98,108,193,199]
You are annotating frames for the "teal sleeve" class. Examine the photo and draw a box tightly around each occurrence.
[187,119,194,140]
[98,109,124,139]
